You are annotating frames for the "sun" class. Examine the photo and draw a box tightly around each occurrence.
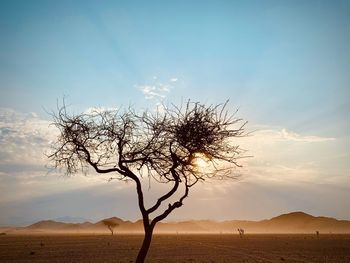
[192,153,210,168]
[194,157,208,168]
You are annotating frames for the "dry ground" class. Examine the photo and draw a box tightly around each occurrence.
[0,234,349,263]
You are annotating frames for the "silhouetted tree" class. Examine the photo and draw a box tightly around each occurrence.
[102,219,119,235]
[49,101,247,263]
[238,228,244,237]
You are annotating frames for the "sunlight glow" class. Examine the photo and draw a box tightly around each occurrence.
[192,153,210,169]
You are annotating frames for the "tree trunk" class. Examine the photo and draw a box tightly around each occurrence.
[135,226,154,263]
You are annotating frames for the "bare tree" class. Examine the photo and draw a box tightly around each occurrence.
[49,101,247,263]
[238,228,244,238]
[102,219,119,236]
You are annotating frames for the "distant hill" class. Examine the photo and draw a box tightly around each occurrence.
[273,211,350,232]
[54,216,89,224]
[230,211,350,233]
[3,212,350,234]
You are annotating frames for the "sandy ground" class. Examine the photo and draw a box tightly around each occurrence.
[0,234,349,263]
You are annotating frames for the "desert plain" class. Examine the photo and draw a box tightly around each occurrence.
[0,233,349,263]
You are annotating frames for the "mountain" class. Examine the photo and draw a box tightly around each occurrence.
[28,220,70,230]
[53,216,89,224]
[4,212,350,234]
[27,220,94,232]
[271,211,315,221]
[228,212,350,233]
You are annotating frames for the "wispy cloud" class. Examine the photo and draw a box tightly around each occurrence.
[237,126,345,186]
[136,77,178,100]
[139,85,167,99]
[0,108,55,165]
[84,106,118,115]
[0,108,130,216]
[280,128,335,142]
[247,128,336,143]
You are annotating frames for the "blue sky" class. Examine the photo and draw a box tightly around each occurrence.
[0,0,350,225]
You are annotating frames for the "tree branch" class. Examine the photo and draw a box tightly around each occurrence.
[150,177,190,228]
[146,149,181,214]
[147,169,179,214]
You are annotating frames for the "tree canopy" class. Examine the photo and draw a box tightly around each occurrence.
[49,100,247,263]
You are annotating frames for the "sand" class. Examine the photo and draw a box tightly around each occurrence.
[0,234,349,262]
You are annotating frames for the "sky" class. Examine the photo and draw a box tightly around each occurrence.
[0,0,350,225]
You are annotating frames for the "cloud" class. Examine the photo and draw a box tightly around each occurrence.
[280,128,335,142]
[248,128,335,143]
[139,85,166,99]
[136,77,178,100]
[235,126,345,185]
[0,108,136,201]
[84,106,118,115]
[0,108,56,165]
